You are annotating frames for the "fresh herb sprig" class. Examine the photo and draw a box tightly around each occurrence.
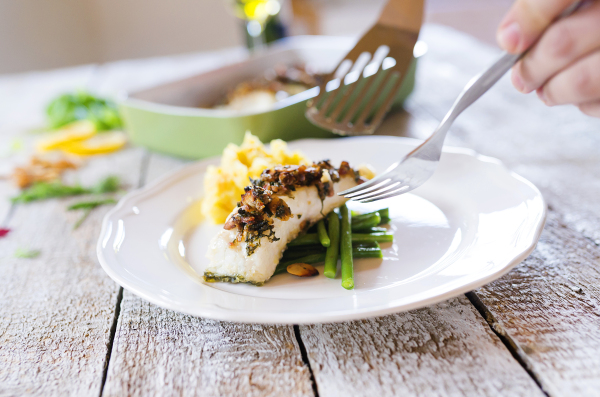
[12,176,121,203]
[68,198,117,229]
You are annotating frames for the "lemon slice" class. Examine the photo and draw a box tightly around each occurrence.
[36,120,97,152]
[61,131,127,155]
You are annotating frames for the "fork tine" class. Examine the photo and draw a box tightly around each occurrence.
[328,55,381,122]
[347,180,402,201]
[356,184,411,203]
[308,58,354,113]
[354,70,400,128]
[327,75,366,122]
[364,72,405,128]
[338,162,400,196]
[344,177,399,198]
[340,69,390,127]
[321,53,371,119]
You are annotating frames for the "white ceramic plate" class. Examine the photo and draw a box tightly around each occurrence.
[98,137,546,324]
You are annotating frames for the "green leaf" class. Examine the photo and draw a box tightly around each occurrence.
[46,90,123,131]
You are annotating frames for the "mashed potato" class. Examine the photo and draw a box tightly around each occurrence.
[201,132,310,224]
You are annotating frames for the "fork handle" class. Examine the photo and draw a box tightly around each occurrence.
[426,0,585,154]
[445,51,521,121]
[378,0,424,33]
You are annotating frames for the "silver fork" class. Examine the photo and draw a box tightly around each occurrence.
[305,0,424,136]
[339,0,583,203]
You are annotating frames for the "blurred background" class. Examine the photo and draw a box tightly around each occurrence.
[1,0,512,75]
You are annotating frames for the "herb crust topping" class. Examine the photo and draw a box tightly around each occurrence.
[223,160,362,256]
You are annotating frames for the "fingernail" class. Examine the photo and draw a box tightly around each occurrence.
[512,71,525,92]
[537,88,550,105]
[497,21,521,52]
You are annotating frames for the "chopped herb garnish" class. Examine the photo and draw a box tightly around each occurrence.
[14,248,41,259]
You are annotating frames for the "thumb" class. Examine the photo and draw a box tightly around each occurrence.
[497,0,579,53]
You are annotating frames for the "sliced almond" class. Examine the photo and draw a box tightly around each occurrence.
[287,263,319,277]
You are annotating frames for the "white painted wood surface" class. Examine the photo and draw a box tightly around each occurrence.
[301,296,543,397]
[0,148,144,396]
[2,24,600,397]
[103,290,314,397]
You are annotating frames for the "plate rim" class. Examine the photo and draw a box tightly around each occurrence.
[97,136,547,323]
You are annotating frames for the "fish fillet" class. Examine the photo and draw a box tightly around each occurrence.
[204,161,361,285]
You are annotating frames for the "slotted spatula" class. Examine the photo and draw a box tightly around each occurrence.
[306,0,424,136]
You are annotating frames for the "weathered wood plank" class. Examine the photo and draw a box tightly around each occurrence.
[410,25,600,395]
[102,152,314,397]
[473,212,600,395]
[0,148,144,396]
[301,296,543,397]
[103,291,314,397]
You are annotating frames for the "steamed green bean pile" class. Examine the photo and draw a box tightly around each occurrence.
[275,206,393,289]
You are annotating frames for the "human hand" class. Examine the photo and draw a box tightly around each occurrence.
[497,0,600,117]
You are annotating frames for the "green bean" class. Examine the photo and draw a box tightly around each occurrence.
[361,227,388,233]
[353,241,381,249]
[353,242,383,259]
[351,212,381,232]
[378,208,391,224]
[340,204,354,290]
[317,219,331,247]
[287,234,320,247]
[352,233,394,243]
[353,249,383,259]
[281,248,325,261]
[323,211,340,278]
[273,253,326,275]
[353,208,391,225]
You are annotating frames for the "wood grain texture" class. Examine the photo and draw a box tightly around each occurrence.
[410,25,600,396]
[102,153,314,397]
[474,211,600,397]
[103,291,314,397]
[301,296,543,397]
[0,148,144,396]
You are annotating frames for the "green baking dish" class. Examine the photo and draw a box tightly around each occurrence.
[120,36,426,159]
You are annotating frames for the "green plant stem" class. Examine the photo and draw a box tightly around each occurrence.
[73,208,93,229]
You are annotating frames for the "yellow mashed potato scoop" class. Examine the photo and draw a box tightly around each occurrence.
[201,132,310,224]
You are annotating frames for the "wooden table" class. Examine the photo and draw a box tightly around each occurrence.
[2,25,600,397]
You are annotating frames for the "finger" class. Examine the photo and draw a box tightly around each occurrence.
[578,101,600,118]
[497,0,579,53]
[537,51,600,106]
[513,1,600,93]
